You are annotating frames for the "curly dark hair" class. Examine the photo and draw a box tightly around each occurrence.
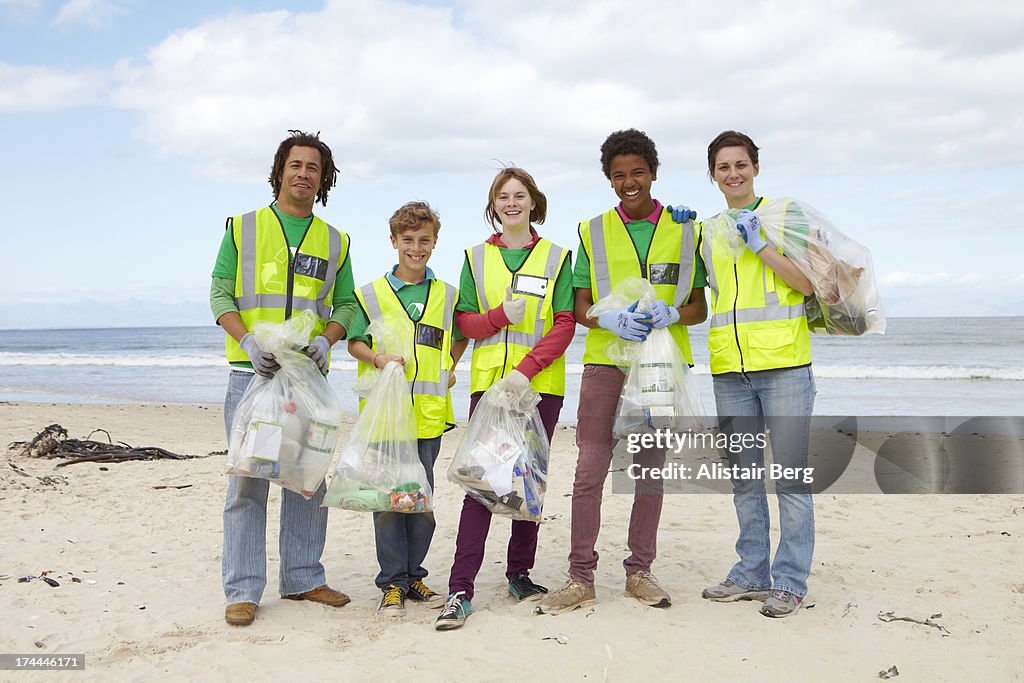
[707,130,759,177]
[600,128,659,179]
[268,130,339,205]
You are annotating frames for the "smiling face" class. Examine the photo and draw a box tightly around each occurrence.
[493,177,536,233]
[391,221,437,282]
[276,145,323,215]
[609,153,657,219]
[712,145,759,209]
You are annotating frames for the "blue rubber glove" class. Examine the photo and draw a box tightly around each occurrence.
[305,335,331,375]
[239,333,280,378]
[736,210,767,254]
[667,204,697,223]
[597,301,652,342]
[648,300,680,328]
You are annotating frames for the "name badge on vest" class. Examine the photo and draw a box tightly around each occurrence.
[648,263,680,286]
[415,323,444,350]
[294,253,329,281]
[512,273,548,298]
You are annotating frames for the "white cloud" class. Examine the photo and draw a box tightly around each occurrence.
[0,63,109,112]
[54,0,124,27]
[0,0,41,22]
[100,0,1024,182]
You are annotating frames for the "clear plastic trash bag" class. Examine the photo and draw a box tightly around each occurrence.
[588,277,708,438]
[703,198,886,335]
[447,382,549,522]
[226,310,343,499]
[322,315,430,513]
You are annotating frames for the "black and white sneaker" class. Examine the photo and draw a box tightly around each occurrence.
[407,579,444,608]
[434,592,472,631]
[508,572,548,601]
[378,584,406,617]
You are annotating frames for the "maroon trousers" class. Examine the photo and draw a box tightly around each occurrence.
[446,392,562,600]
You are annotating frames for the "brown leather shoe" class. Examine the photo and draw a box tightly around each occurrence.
[225,602,257,626]
[283,584,351,607]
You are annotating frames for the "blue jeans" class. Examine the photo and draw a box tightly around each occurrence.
[373,436,441,591]
[221,369,330,605]
[712,366,816,597]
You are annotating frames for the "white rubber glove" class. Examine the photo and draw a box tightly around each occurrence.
[305,335,331,375]
[502,286,527,325]
[497,369,531,398]
[239,333,279,378]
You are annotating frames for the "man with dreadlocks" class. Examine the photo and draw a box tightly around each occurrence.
[210,130,357,626]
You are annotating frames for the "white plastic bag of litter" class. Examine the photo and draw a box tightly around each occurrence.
[226,311,342,499]
[322,313,431,513]
[588,277,707,437]
[447,382,548,522]
[703,198,886,335]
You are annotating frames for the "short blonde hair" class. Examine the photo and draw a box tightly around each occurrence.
[389,201,441,238]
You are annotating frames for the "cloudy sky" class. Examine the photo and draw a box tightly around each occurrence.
[2,0,1022,329]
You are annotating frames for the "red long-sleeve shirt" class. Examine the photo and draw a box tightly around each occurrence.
[456,231,575,380]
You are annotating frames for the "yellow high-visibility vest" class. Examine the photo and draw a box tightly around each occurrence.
[701,198,811,375]
[465,239,569,395]
[354,277,457,439]
[579,207,697,365]
[225,205,348,363]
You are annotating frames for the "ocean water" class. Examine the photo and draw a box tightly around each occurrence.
[0,318,1021,419]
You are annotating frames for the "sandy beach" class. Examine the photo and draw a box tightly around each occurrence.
[2,402,1022,681]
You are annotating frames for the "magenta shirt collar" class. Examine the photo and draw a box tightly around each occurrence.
[616,199,662,225]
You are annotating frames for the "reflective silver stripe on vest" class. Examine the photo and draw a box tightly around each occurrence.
[236,293,331,319]
[674,220,695,307]
[475,244,564,350]
[592,213,690,305]
[316,226,342,304]
[477,330,543,349]
[702,224,804,328]
[240,211,257,296]
[293,297,332,320]
[528,244,565,344]
[763,260,779,308]
[588,216,611,300]
[238,211,336,320]
[471,245,488,309]
[359,283,383,319]
[361,282,455,398]
[413,284,456,397]
[443,284,456,330]
[710,302,806,328]
[701,222,719,299]
[413,373,450,397]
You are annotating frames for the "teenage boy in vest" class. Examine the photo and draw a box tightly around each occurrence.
[537,129,707,615]
[347,201,468,616]
[211,131,357,626]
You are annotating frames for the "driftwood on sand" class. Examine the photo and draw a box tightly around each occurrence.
[8,424,201,467]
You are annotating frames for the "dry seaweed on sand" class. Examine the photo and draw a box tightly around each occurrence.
[9,423,202,467]
[877,610,950,634]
